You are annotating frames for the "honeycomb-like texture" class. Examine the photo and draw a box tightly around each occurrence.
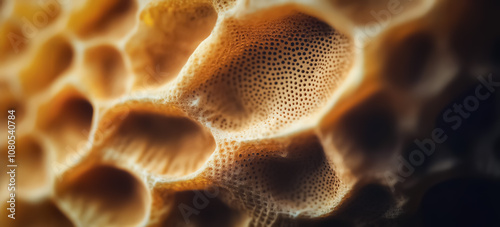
[178,8,353,138]
[1,0,500,226]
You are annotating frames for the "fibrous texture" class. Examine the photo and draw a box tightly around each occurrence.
[1,0,499,226]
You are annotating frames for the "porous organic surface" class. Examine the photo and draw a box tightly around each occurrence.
[1,0,499,226]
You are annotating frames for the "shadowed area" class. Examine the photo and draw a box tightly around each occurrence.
[57,165,150,226]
